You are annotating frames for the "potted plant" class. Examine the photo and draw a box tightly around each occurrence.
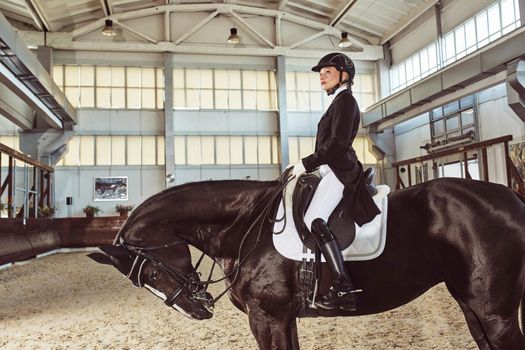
[115,204,134,217]
[38,205,57,218]
[83,205,101,218]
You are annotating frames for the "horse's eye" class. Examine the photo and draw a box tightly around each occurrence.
[151,269,159,281]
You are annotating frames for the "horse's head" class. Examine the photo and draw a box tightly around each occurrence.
[88,244,214,320]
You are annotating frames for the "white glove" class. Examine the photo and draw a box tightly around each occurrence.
[292,160,306,178]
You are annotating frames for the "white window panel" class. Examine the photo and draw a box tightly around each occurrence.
[272,136,279,164]
[112,88,126,108]
[201,136,215,164]
[65,87,79,108]
[127,67,141,88]
[112,136,126,165]
[243,70,256,90]
[96,136,111,165]
[465,19,477,52]
[476,11,489,41]
[269,72,277,91]
[286,92,297,110]
[111,67,125,87]
[296,72,310,91]
[80,87,95,108]
[310,92,322,111]
[487,4,501,35]
[229,90,242,109]
[360,74,374,93]
[309,73,319,91]
[80,136,95,166]
[216,136,230,164]
[127,136,142,165]
[286,72,296,90]
[215,70,229,89]
[53,65,64,87]
[200,90,214,109]
[174,89,185,108]
[200,69,213,89]
[156,88,164,109]
[257,91,271,110]
[157,136,165,165]
[299,137,314,158]
[296,92,309,111]
[127,88,141,109]
[174,136,186,165]
[258,136,271,164]
[288,137,299,164]
[256,71,269,90]
[65,65,79,86]
[142,136,157,165]
[187,136,202,165]
[244,137,258,164]
[142,68,155,88]
[173,69,185,88]
[501,0,516,27]
[142,89,156,109]
[96,87,111,108]
[156,68,164,88]
[412,54,421,78]
[186,89,199,109]
[96,67,111,86]
[228,70,241,89]
[243,91,257,109]
[186,69,200,89]
[215,90,229,109]
[64,136,80,166]
[230,136,243,164]
[79,66,94,86]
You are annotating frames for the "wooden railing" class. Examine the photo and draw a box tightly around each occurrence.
[0,143,53,218]
[391,135,524,194]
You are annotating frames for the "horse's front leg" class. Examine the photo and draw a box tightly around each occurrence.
[247,305,297,350]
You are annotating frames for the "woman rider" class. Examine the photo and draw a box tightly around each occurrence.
[292,52,381,311]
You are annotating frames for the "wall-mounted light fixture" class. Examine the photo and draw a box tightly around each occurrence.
[227,27,240,44]
[101,19,117,37]
[338,32,351,48]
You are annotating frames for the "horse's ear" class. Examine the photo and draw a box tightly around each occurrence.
[88,245,133,274]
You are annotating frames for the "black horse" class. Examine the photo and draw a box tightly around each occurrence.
[90,176,525,350]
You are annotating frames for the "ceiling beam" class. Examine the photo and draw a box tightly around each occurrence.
[231,11,274,48]
[329,0,358,26]
[278,0,289,11]
[114,20,158,43]
[99,0,112,16]
[23,0,50,32]
[381,0,439,44]
[20,31,384,60]
[173,10,218,45]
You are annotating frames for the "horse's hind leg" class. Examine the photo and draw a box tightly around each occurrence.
[447,284,525,349]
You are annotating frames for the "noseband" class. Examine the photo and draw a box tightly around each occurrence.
[122,244,212,308]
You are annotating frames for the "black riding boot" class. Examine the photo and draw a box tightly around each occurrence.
[311,218,357,311]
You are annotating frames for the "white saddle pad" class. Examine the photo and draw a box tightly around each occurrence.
[272,182,390,262]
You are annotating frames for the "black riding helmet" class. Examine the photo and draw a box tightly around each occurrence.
[312,52,355,95]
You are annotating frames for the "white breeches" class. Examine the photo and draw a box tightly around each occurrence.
[304,165,344,231]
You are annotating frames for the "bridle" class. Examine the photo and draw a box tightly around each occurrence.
[121,241,213,308]
[116,170,294,309]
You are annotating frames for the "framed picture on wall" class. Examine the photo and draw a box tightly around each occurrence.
[94,176,128,201]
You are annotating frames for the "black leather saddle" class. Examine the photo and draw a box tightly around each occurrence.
[292,167,377,251]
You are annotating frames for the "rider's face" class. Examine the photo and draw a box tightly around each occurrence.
[319,67,348,91]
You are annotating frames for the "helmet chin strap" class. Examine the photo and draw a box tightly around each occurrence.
[326,71,349,95]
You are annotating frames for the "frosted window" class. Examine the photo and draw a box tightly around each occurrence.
[288,137,299,164]
[127,88,141,109]
[229,71,241,89]
[487,5,501,36]
[80,87,95,108]
[111,67,125,87]
[156,68,164,88]
[53,66,63,87]
[174,136,186,165]
[286,72,296,90]
[112,136,126,165]
[230,137,243,164]
[243,71,256,90]
[174,89,185,108]
[127,67,141,88]
[96,136,111,165]
[96,87,111,108]
[229,91,242,109]
[256,71,269,90]
[258,136,271,164]
[296,92,309,111]
[200,69,213,89]
[142,136,156,165]
[216,136,230,164]
[80,136,95,166]
[173,69,185,88]
[64,136,80,166]
[215,70,229,89]
[156,88,164,108]
[244,137,258,164]
[296,73,309,91]
[309,74,319,91]
[127,136,142,165]
[187,136,201,165]
[200,90,214,109]
[65,66,79,86]
[79,66,94,86]
[96,67,111,86]
[310,92,322,111]
[243,91,257,109]
[112,88,126,108]
[476,12,489,41]
[186,90,199,109]
[286,92,297,110]
[465,20,477,52]
[257,91,271,110]
[299,137,314,158]
[142,89,156,109]
[272,136,279,164]
[142,68,155,88]
[215,90,229,109]
[186,69,200,89]
[201,136,215,164]
[157,136,165,165]
[65,87,79,108]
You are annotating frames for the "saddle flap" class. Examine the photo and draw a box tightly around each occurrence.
[291,173,320,250]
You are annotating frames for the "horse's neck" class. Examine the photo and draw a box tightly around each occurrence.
[152,180,279,259]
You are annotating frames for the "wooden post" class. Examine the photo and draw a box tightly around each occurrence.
[504,141,512,188]
[481,148,489,181]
